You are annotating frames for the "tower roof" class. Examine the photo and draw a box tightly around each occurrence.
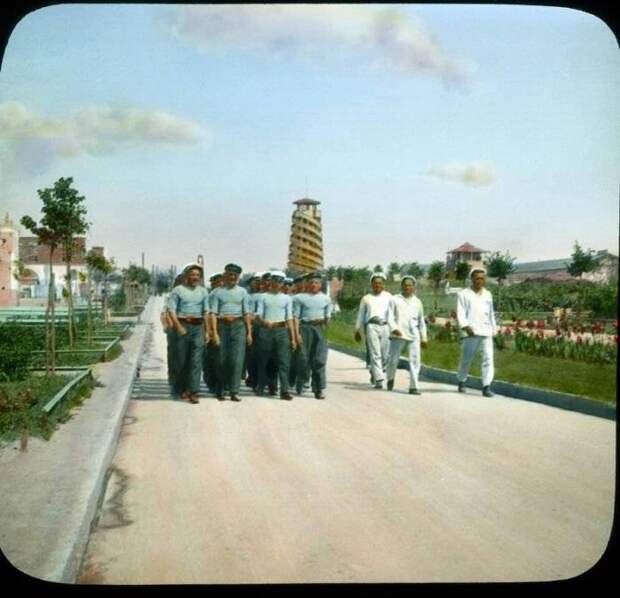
[448,242,485,254]
[293,197,320,206]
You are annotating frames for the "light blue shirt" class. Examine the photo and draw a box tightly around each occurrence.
[256,292,292,322]
[167,285,209,317]
[293,292,332,321]
[210,285,251,317]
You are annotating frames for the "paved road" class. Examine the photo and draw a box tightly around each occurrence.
[77,297,615,584]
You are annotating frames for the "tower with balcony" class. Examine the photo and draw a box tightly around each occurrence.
[287,198,324,274]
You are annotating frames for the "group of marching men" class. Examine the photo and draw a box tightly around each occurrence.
[160,263,332,403]
[161,262,498,403]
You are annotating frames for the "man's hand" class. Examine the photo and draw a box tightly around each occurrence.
[212,334,221,346]
[246,334,253,346]
[290,338,297,350]
[392,329,402,337]
[463,326,474,337]
[354,330,362,343]
[177,325,187,336]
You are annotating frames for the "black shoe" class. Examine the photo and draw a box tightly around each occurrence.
[295,385,303,396]
[457,382,466,394]
[268,385,278,396]
[255,387,265,397]
[409,388,421,395]
[482,386,494,398]
[230,394,242,402]
[280,392,293,401]
[374,380,384,389]
[387,379,394,391]
[314,392,325,400]
[216,393,226,401]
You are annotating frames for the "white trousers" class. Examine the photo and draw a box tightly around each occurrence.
[365,323,390,382]
[457,335,494,387]
[386,336,421,389]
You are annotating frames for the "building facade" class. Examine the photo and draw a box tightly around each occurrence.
[287,197,324,274]
[446,242,489,273]
[0,214,19,307]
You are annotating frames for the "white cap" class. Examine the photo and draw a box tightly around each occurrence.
[469,267,486,277]
[269,270,286,280]
[182,262,203,273]
[401,275,416,284]
[370,272,387,282]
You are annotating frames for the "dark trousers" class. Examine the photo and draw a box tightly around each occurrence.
[166,328,178,388]
[174,324,205,394]
[245,321,259,386]
[216,320,247,396]
[257,327,291,394]
[299,323,328,392]
[203,341,219,392]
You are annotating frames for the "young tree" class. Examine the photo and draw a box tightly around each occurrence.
[426,261,446,313]
[387,261,401,281]
[20,215,63,375]
[373,264,383,273]
[404,262,425,279]
[484,251,517,311]
[85,250,113,339]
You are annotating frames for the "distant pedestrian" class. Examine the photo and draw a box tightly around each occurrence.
[162,273,185,395]
[209,263,253,402]
[254,270,296,400]
[288,274,306,390]
[456,268,497,397]
[294,272,332,399]
[354,272,392,389]
[386,275,428,395]
[167,264,210,404]
[244,272,262,389]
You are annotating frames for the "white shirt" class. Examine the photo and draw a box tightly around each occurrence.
[387,294,428,342]
[355,290,393,330]
[456,288,497,337]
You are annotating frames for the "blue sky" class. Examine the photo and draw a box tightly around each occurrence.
[1,4,618,274]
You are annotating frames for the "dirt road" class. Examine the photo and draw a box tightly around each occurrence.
[77,297,615,584]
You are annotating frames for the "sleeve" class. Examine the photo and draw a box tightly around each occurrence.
[202,289,210,315]
[418,298,428,342]
[167,288,180,313]
[489,293,497,336]
[292,296,300,319]
[242,289,251,315]
[254,294,264,318]
[387,297,397,331]
[284,296,292,321]
[208,289,218,314]
[456,291,470,330]
[325,296,333,319]
[355,297,367,331]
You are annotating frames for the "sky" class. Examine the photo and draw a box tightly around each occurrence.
[0,3,618,274]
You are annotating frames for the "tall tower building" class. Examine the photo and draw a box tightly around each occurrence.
[0,213,19,307]
[287,198,324,274]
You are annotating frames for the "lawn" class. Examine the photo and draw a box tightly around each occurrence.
[326,317,617,404]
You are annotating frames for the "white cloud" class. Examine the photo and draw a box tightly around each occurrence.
[0,101,206,181]
[425,161,497,187]
[164,5,470,84]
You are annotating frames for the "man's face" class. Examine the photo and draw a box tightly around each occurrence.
[224,271,239,287]
[401,280,415,297]
[260,279,270,292]
[186,268,202,286]
[282,285,291,294]
[472,272,486,291]
[269,278,283,293]
[212,277,223,289]
[371,277,385,294]
[308,279,321,294]
[250,279,260,292]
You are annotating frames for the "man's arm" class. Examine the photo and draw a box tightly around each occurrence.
[354,298,366,342]
[457,292,474,336]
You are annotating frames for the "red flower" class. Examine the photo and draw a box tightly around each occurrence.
[576,336,583,344]
[613,320,618,330]
[555,328,561,336]
[444,321,452,330]
[505,327,513,335]
[614,335,618,345]
[526,320,535,329]
[536,330,544,340]
[536,320,545,329]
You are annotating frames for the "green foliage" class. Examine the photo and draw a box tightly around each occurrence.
[403,262,425,279]
[0,324,45,381]
[124,264,151,285]
[427,261,446,285]
[454,261,470,284]
[513,330,616,364]
[567,242,603,278]
[484,251,517,282]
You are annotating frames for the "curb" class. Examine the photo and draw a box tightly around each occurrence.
[328,343,616,421]
[62,301,153,583]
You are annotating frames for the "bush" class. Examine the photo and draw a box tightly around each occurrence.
[0,324,45,381]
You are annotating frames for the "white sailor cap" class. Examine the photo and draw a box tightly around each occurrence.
[370,271,387,282]
[182,262,203,273]
[469,267,486,277]
[251,272,263,280]
[401,275,417,284]
[269,270,286,280]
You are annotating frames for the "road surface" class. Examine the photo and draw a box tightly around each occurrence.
[77,296,615,584]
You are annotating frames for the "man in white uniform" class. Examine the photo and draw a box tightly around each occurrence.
[456,268,497,397]
[386,275,428,395]
[354,272,393,389]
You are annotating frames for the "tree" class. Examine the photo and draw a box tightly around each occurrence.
[20,214,63,375]
[404,262,425,279]
[387,261,401,281]
[123,264,151,309]
[12,259,36,305]
[426,261,446,313]
[85,250,113,337]
[567,242,603,279]
[484,251,517,311]
[373,264,383,273]
[454,261,470,286]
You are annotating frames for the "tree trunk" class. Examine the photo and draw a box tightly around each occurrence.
[49,264,56,376]
[65,259,75,348]
[87,269,93,344]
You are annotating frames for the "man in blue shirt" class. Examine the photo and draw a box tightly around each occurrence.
[162,272,185,398]
[244,272,262,390]
[209,263,253,402]
[254,271,297,400]
[167,264,210,403]
[293,272,333,399]
[203,272,223,394]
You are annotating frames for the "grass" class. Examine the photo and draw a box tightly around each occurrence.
[327,315,617,404]
[0,373,95,443]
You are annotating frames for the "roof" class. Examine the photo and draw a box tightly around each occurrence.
[293,197,320,205]
[513,258,571,273]
[448,242,485,254]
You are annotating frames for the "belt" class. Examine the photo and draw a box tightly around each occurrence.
[302,319,326,326]
[262,321,288,329]
[367,318,387,325]
[218,316,243,324]
[178,317,204,325]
